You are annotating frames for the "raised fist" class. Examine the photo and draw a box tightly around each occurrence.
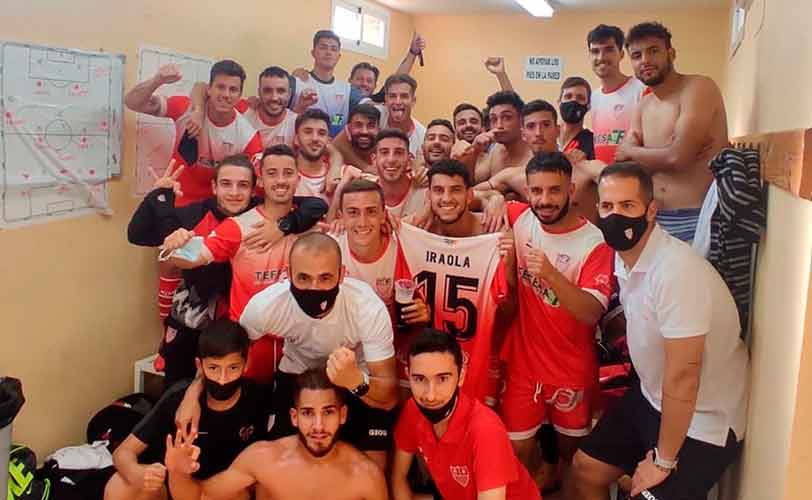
[155,64,183,85]
[484,57,505,75]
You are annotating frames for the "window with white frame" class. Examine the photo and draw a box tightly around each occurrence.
[331,0,390,60]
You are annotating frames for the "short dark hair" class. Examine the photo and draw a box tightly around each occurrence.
[560,76,592,105]
[486,90,525,114]
[295,108,331,132]
[293,368,345,406]
[216,153,255,185]
[587,24,625,50]
[383,74,418,95]
[375,128,410,150]
[210,60,246,91]
[408,328,463,372]
[348,103,381,124]
[428,159,472,188]
[339,179,385,209]
[258,66,291,86]
[452,103,483,123]
[522,99,558,124]
[261,144,296,163]
[313,30,341,49]
[426,119,455,137]
[526,151,573,178]
[350,62,380,82]
[482,106,491,129]
[198,318,250,360]
[626,22,673,49]
[598,161,655,203]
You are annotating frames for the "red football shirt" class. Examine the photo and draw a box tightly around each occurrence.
[161,95,263,206]
[395,393,540,500]
[506,202,614,387]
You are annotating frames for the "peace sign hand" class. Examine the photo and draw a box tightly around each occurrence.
[149,158,185,198]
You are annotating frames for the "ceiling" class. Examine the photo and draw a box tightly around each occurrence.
[375,0,726,15]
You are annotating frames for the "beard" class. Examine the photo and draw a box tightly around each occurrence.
[351,134,375,152]
[299,145,326,162]
[532,195,570,226]
[638,60,673,86]
[298,431,338,458]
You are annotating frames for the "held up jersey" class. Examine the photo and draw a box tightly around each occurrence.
[398,223,508,403]
[590,77,646,164]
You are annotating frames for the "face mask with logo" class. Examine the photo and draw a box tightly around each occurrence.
[416,387,459,424]
[597,213,649,251]
[159,236,205,262]
[290,281,340,318]
[205,377,242,401]
[559,100,589,124]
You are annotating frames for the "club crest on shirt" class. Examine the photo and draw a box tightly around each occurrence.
[450,465,470,487]
[375,277,393,301]
[554,253,571,272]
[613,103,625,118]
[239,425,255,442]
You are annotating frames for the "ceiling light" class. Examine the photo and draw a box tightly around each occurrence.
[514,0,554,17]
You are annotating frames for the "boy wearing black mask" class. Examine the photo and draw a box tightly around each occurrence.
[391,329,540,500]
[105,319,271,500]
[559,76,595,161]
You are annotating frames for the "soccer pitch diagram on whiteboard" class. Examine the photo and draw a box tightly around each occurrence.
[0,41,124,227]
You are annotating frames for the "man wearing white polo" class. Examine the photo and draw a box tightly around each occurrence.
[571,162,749,500]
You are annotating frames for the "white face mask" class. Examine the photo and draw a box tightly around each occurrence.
[159,236,205,262]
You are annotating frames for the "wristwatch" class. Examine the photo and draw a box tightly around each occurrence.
[653,448,678,471]
[277,215,294,235]
[350,371,370,397]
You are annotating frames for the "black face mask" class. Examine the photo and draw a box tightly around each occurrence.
[290,281,340,318]
[597,213,649,251]
[416,387,459,424]
[205,377,242,401]
[560,101,589,124]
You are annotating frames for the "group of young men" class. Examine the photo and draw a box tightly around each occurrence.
[114,19,749,500]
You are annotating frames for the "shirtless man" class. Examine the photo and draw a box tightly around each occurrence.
[164,368,387,500]
[461,91,533,184]
[472,100,558,203]
[615,22,727,242]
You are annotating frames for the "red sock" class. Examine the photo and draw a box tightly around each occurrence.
[158,277,182,320]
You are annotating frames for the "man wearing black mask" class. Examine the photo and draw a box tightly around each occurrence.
[238,232,398,470]
[105,319,271,500]
[558,77,595,161]
[391,329,540,500]
[573,163,748,500]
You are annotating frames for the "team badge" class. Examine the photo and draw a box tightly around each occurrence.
[554,253,571,271]
[164,326,178,344]
[375,277,393,299]
[450,465,470,487]
[613,103,625,118]
[239,425,255,442]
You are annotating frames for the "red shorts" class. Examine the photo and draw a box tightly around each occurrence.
[244,335,284,384]
[501,371,593,439]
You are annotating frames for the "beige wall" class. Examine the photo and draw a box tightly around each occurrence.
[723,0,812,499]
[0,0,414,458]
[409,8,729,123]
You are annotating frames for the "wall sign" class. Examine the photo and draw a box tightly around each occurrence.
[524,55,563,82]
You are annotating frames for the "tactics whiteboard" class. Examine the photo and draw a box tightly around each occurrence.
[134,47,214,195]
[0,41,123,227]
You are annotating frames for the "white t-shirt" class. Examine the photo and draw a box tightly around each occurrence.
[615,225,749,446]
[239,277,395,375]
[386,186,428,219]
[241,108,297,148]
[590,77,646,164]
[374,104,426,159]
[294,75,359,137]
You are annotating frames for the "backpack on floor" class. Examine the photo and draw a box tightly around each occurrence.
[86,393,154,453]
[8,444,50,500]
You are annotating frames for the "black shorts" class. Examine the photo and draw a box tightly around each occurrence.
[579,383,742,500]
[268,371,395,452]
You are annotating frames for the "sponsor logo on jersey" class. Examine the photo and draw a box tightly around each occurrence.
[450,465,471,487]
[368,428,388,437]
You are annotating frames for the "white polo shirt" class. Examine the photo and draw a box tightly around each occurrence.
[239,277,395,375]
[615,225,749,446]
